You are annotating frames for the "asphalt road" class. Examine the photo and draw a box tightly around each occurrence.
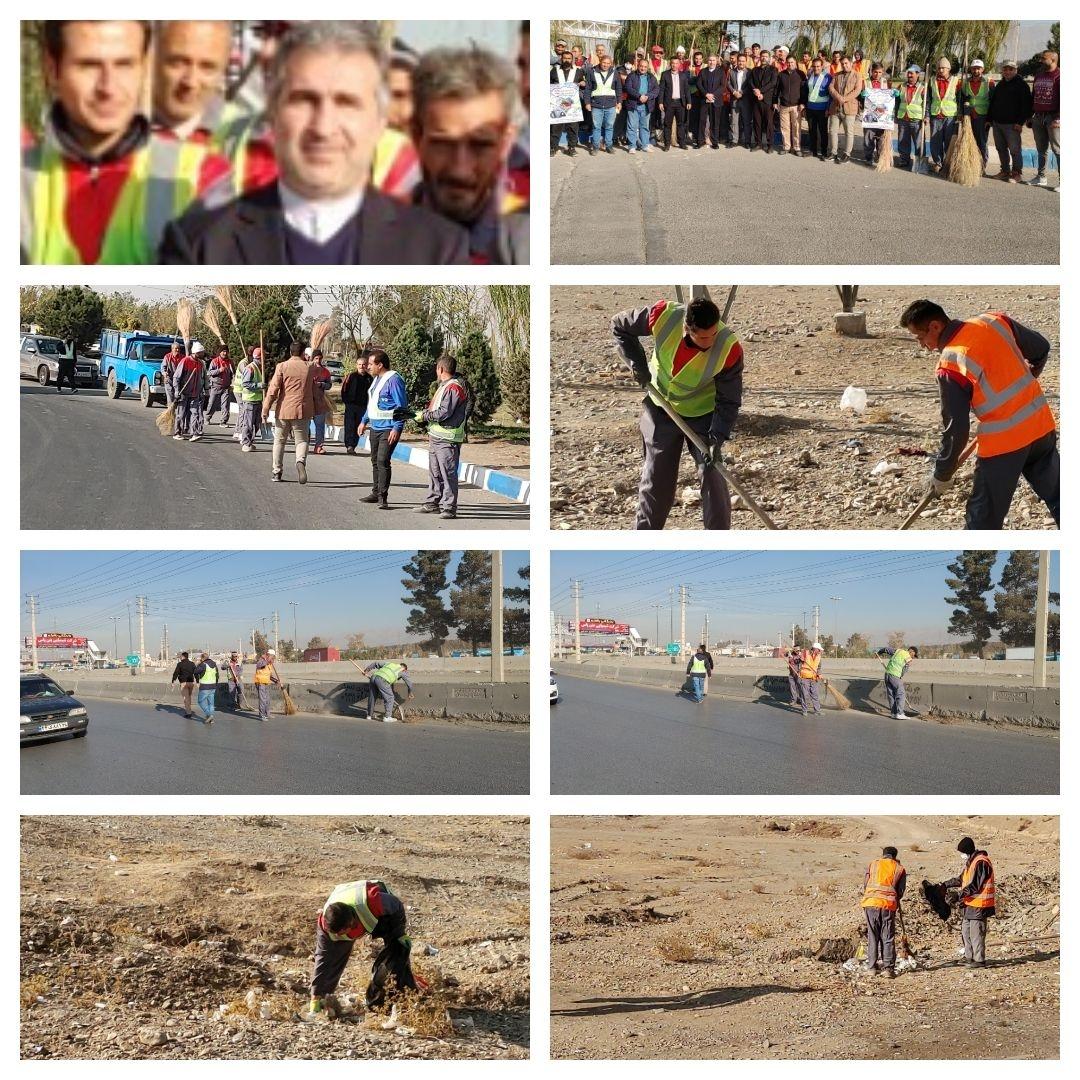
[550,675,1058,795]
[21,697,529,795]
[550,142,1059,265]
[20,385,528,530]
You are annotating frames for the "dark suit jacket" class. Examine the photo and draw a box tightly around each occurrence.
[659,69,692,110]
[697,67,726,103]
[749,64,779,103]
[726,67,752,100]
[158,183,470,266]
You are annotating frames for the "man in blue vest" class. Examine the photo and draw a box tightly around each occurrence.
[357,350,408,511]
[364,661,414,722]
[416,354,470,519]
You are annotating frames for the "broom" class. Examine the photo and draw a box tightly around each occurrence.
[309,317,333,354]
[896,903,914,959]
[280,682,298,716]
[202,299,226,352]
[899,437,978,529]
[214,286,248,358]
[156,299,194,435]
[945,113,982,186]
[823,678,851,710]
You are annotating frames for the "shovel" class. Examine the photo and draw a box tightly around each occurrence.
[647,381,779,529]
[896,902,914,959]
[899,437,977,530]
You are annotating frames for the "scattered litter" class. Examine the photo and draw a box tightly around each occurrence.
[840,386,868,413]
[871,461,903,477]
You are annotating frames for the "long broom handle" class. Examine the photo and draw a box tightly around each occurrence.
[899,437,977,530]
[646,381,779,529]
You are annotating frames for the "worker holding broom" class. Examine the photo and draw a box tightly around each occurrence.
[364,661,413,723]
[226,651,244,711]
[900,299,1059,530]
[612,296,743,530]
[172,342,207,441]
[236,347,264,452]
[876,644,918,719]
[797,642,824,716]
[860,845,907,978]
[253,647,280,722]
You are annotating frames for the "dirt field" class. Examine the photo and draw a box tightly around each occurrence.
[551,816,1059,1059]
[21,816,529,1060]
[550,286,1059,530]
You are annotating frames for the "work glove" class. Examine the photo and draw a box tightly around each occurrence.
[308,996,325,1014]
[705,437,726,470]
[927,474,953,498]
[413,410,425,422]
[631,363,651,388]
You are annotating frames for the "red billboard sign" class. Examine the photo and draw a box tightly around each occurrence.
[35,633,88,649]
[569,619,630,635]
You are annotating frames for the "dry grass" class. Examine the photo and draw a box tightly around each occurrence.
[745,923,773,941]
[392,989,455,1037]
[750,883,766,895]
[656,928,734,963]
[866,408,895,425]
[567,848,602,860]
[20,973,50,1008]
[656,931,697,963]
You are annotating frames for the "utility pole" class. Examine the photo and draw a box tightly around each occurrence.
[26,595,39,672]
[110,616,121,661]
[791,622,796,647]
[669,588,675,643]
[679,584,689,655]
[811,604,820,645]
[136,595,147,669]
[289,601,298,652]
[704,612,710,650]
[829,596,842,655]
[491,551,504,683]
[127,601,133,655]
[272,610,280,652]
[1034,550,1049,688]
[571,579,583,661]
[251,627,257,657]
[652,602,664,655]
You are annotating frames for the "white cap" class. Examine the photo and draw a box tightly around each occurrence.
[304,347,313,358]
[812,641,822,650]
[675,45,686,53]
[268,649,276,656]
[971,58,985,69]
[192,341,205,355]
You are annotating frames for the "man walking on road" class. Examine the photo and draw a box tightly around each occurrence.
[172,342,206,441]
[358,350,407,511]
[254,647,280,722]
[685,644,713,703]
[236,347,264,452]
[205,344,234,427]
[170,650,197,718]
[341,351,373,456]
[193,651,219,724]
[226,651,244,710]
[612,296,744,530]
[798,642,824,715]
[262,341,329,485]
[900,299,1059,530]
[309,879,421,1017]
[161,341,182,406]
[417,354,470,520]
[877,643,918,719]
[364,660,413,722]
[941,836,995,969]
[861,845,907,978]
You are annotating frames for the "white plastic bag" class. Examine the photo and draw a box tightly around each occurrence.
[840,386,868,413]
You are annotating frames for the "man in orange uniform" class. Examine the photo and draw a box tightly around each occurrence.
[860,845,907,977]
[901,299,1058,529]
[941,836,995,968]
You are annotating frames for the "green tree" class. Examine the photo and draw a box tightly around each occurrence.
[456,328,502,424]
[1019,22,1059,78]
[844,631,870,656]
[20,286,44,328]
[488,285,530,423]
[390,318,441,407]
[277,640,297,662]
[450,550,493,655]
[504,564,530,649]
[253,630,269,655]
[305,636,327,650]
[993,551,1059,648]
[34,286,106,349]
[792,625,810,649]
[401,551,453,652]
[945,550,998,653]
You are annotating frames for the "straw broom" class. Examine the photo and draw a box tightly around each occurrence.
[156,298,193,435]
[309,317,333,354]
[945,114,982,186]
[214,286,248,357]
[280,682,298,716]
[202,298,226,352]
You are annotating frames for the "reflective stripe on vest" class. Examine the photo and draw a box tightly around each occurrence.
[427,378,466,443]
[963,77,990,116]
[367,372,398,421]
[647,302,738,418]
[22,137,209,265]
[885,648,910,678]
[861,858,904,910]
[323,879,384,940]
[961,854,996,909]
[592,70,618,100]
[238,361,264,403]
[807,74,830,105]
[199,663,219,685]
[799,651,821,679]
[930,75,959,117]
[254,660,275,685]
[936,313,1055,458]
[690,657,708,674]
[372,662,404,684]
[897,84,926,121]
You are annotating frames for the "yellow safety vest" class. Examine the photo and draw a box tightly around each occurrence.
[930,75,959,117]
[198,662,219,685]
[372,662,404,684]
[897,84,926,121]
[690,656,708,674]
[647,302,739,418]
[427,378,466,444]
[322,879,385,941]
[254,660,276,685]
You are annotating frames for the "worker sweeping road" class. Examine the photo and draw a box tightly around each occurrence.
[940,836,996,969]
[784,646,802,709]
[876,643,918,719]
[860,845,907,978]
[900,299,1059,530]
[172,342,207,441]
[612,296,744,530]
[684,643,714,703]
[192,651,220,725]
[309,879,422,1018]
[226,651,244,710]
[253,647,280,722]
[797,642,824,715]
[364,661,413,722]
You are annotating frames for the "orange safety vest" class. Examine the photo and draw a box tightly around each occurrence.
[936,313,1055,458]
[861,857,905,910]
[798,650,821,680]
[960,853,996,909]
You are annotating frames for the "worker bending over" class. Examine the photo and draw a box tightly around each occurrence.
[877,643,918,719]
[364,661,414,722]
[798,642,824,715]
[941,836,996,969]
[900,299,1059,530]
[784,646,802,708]
[309,879,422,1017]
[612,296,743,529]
[860,845,907,978]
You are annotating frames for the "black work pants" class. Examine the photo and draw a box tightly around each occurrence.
[369,428,395,500]
[56,360,77,391]
[662,102,688,147]
[700,102,726,146]
[806,110,829,156]
[343,404,364,450]
[753,97,775,147]
[966,430,1060,530]
[551,122,578,151]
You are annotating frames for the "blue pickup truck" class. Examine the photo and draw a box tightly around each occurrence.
[99,330,179,408]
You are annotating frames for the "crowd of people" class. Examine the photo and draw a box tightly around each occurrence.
[551,38,1060,188]
[158,336,473,519]
[22,19,530,264]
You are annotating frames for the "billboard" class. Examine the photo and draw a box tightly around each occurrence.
[568,619,630,635]
[33,633,88,649]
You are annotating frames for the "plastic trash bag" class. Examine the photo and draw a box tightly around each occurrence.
[840,386,868,413]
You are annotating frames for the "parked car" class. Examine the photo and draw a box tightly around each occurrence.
[20,673,89,743]
[20,334,101,387]
[323,358,345,385]
[550,670,559,704]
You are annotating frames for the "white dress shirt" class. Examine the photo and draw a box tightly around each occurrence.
[278,181,364,243]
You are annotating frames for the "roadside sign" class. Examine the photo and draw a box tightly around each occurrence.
[125,654,140,667]
[665,642,680,656]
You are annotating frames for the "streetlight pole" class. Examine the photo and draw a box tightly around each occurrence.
[1034,551,1049,688]
[289,601,298,654]
[829,596,842,655]
[491,551,504,683]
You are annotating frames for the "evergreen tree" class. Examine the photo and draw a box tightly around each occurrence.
[504,565,530,649]
[401,551,453,652]
[945,550,998,652]
[456,328,502,423]
[389,318,440,406]
[994,551,1059,648]
[450,551,493,655]
[35,285,106,350]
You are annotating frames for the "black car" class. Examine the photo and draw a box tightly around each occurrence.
[20,673,89,743]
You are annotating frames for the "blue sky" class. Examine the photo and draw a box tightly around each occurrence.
[550,551,1058,646]
[22,551,528,656]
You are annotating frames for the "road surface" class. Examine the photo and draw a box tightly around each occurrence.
[551,143,1059,265]
[550,675,1058,795]
[20,385,528,530]
[21,697,529,795]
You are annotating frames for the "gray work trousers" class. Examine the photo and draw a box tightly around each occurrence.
[788,671,800,704]
[992,122,1024,173]
[272,417,309,475]
[257,684,271,719]
[799,677,820,712]
[368,676,396,719]
[636,399,730,530]
[828,113,856,157]
[884,673,905,715]
[961,916,988,963]
[238,402,261,448]
[174,397,204,437]
[864,906,896,969]
[1030,113,1060,175]
[425,438,461,510]
[206,387,233,425]
[311,922,354,998]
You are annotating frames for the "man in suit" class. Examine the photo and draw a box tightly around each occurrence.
[261,341,330,484]
[749,53,779,151]
[158,22,469,265]
[697,54,726,148]
[659,58,691,150]
[726,53,752,148]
